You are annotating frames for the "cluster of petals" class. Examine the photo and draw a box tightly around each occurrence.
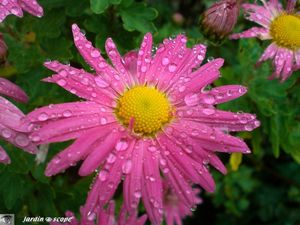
[0,77,37,164]
[0,0,43,22]
[50,201,147,225]
[27,23,260,224]
[230,0,300,81]
[163,181,202,225]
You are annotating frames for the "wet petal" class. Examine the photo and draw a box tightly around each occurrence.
[0,78,28,103]
[19,0,43,17]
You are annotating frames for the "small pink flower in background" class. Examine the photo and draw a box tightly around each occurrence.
[0,33,7,60]
[50,201,147,225]
[0,0,43,23]
[27,23,259,224]
[202,0,241,38]
[0,77,37,164]
[230,0,300,81]
[163,181,202,225]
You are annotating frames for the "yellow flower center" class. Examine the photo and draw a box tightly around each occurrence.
[270,14,300,50]
[115,86,173,136]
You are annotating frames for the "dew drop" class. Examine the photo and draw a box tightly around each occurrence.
[134,190,142,198]
[161,57,170,66]
[184,93,199,106]
[98,170,108,181]
[202,108,216,115]
[147,145,157,152]
[107,153,116,163]
[100,117,107,125]
[15,134,30,147]
[63,110,72,117]
[168,63,177,72]
[91,50,100,58]
[1,128,11,138]
[38,113,49,121]
[122,159,132,174]
[204,94,215,104]
[57,79,67,87]
[115,140,128,151]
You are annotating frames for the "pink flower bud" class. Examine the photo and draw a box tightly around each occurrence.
[172,12,185,25]
[0,33,8,60]
[202,0,241,38]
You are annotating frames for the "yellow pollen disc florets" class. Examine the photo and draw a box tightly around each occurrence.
[270,14,300,50]
[115,86,173,136]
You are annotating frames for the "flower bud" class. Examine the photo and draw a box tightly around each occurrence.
[0,33,8,61]
[202,0,241,39]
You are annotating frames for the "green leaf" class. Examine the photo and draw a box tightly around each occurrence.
[120,3,158,33]
[90,0,121,14]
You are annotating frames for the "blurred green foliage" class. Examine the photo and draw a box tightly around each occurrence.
[0,0,299,225]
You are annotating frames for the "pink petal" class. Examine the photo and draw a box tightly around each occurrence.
[45,126,113,176]
[136,33,153,84]
[27,101,112,123]
[171,120,251,153]
[159,44,207,91]
[159,135,215,192]
[176,106,260,132]
[105,38,134,86]
[229,27,270,40]
[43,61,115,106]
[241,3,272,28]
[0,78,28,103]
[141,147,163,225]
[168,58,223,100]
[0,123,37,154]
[79,130,122,176]
[286,0,296,12]
[0,2,23,22]
[123,51,138,77]
[146,35,188,85]
[256,42,278,65]
[29,114,116,145]
[0,145,11,164]
[71,24,124,92]
[280,49,294,81]
[123,140,143,211]
[19,0,43,17]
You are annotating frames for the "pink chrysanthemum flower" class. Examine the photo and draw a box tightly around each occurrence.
[27,24,260,224]
[163,180,202,225]
[230,0,300,81]
[0,0,43,23]
[0,77,37,164]
[50,201,147,225]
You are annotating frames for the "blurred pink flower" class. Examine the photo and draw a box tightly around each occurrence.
[0,77,37,164]
[202,0,241,38]
[27,24,259,224]
[0,33,7,60]
[230,0,300,81]
[0,0,43,23]
[163,181,202,225]
[50,201,147,225]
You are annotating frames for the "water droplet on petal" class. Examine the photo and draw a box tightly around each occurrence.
[134,190,142,198]
[147,145,157,152]
[38,113,49,121]
[15,134,30,147]
[100,117,107,125]
[202,108,216,115]
[122,159,132,174]
[162,57,170,66]
[98,170,108,181]
[115,140,128,151]
[91,50,100,58]
[184,94,199,106]
[57,79,67,87]
[63,110,72,117]
[1,128,12,138]
[204,94,215,104]
[107,153,116,163]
